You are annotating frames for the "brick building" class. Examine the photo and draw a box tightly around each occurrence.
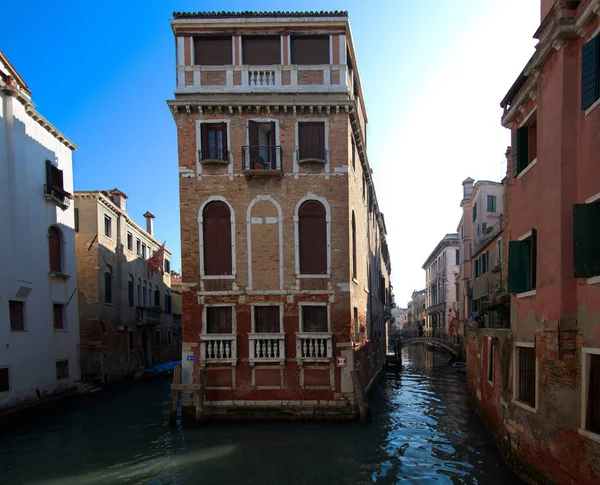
[74,190,180,384]
[467,1,600,483]
[168,11,392,420]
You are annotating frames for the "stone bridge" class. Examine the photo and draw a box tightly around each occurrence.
[398,336,460,357]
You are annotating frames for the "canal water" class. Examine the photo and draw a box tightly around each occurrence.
[0,345,517,485]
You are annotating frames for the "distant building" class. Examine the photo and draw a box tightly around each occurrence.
[74,190,180,383]
[422,234,459,333]
[410,289,426,328]
[0,52,80,410]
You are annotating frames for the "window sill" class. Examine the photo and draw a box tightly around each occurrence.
[105,303,113,307]
[584,98,600,117]
[487,379,494,388]
[49,271,70,280]
[516,290,536,299]
[578,428,600,444]
[200,159,229,165]
[586,275,600,285]
[517,158,537,180]
[297,158,327,165]
[53,328,68,332]
[44,192,71,210]
[352,278,358,285]
[201,275,236,280]
[297,274,330,279]
[243,169,282,178]
[512,399,537,414]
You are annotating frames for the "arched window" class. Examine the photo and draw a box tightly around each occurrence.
[165,290,171,315]
[154,285,160,308]
[48,226,62,273]
[137,278,142,306]
[128,275,134,308]
[351,211,357,280]
[298,200,327,275]
[142,281,147,307]
[203,201,232,275]
[104,265,113,304]
[148,285,152,308]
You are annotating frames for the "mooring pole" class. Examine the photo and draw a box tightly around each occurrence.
[351,369,372,422]
[169,364,182,425]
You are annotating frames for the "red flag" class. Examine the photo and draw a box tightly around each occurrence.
[147,242,166,278]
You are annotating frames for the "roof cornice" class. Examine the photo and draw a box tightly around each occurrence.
[422,235,459,269]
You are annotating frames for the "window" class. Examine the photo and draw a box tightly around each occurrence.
[488,337,496,384]
[45,159,71,201]
[105,265,113,304]
[142,243,147,260]
[203,201,232,275]
[48,226,62,273]
[455,283,460,301]
[508,229,537,294]
[482,222,487,233]
[53,304,65,330]
[164,259,171,274]
[200,123,228,161]
[301,305,328,332]
[297,122,326,161]
[254,306,280,333]
[128,275,134,307]
[0,368,8,392]
[136,239,141,256]
[352,212,357,280]
[137,278,142,306]
[165,291,172,315]
[487,195,497,212]
[473,203,477,221]
[351,136,356,171]
[513,114,537,177]
[482,251,488,274]
[155,329,161,347]
[74,208,79,233]
[353,307,359,343]
[290,35,330,64]
[573,202,600,278]
[584,352,600,434]
[455,249,460,265]
[103,215,112,238]
[56,360,69,380]
[474,258,480,278]
[496,239,502,266]
[142,281,147,306]
[206,307,233,334]
[194,36,232,65]
[9,300,25,332]
[246,121,278,169]
[516,345,536,409]
[362,175,366,201]
[154,286,160,307]
[128,329,135,351]
[168,330,173,346]
[127,232,133,251]
[581,35,600,110]
[298,200,327,275]
[242,36,280,64]
[148,286,152,307]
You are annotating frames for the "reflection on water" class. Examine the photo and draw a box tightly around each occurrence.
[0,345,517,484]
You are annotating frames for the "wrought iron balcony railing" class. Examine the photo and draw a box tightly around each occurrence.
[242,145,282,172]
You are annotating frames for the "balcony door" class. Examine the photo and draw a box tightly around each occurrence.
[249,121,276,169]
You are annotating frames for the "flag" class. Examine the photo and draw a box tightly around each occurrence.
[147,242,166,278]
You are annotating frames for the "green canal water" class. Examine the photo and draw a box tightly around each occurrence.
[0,345,517,484]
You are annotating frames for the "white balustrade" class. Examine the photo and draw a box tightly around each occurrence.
[296,333,333,361]
[248,70,276,86]
[249,333,285,362]
[202,334,237,363]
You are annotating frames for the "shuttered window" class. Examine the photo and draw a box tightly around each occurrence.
[242,36,280,65]
[206,307,233,334]
[487,195,497,212]
[255,306,280,333]
[203,201,232,275]
[127,232,133,251]
[352,212,357,279]
[53,304,64,330]
[573,203,600,278]
[581,35,600,110]
[455,249,460,265]
[105,265,113,304]
[74,208,79,233]
[0,368,9,392]
[48,226,62,273]
[45,160,70,201]
[9,300,25,332]
[104,215,112,238]
[298,200,327,275]
[200,123,228,161]
[301,306,328,332]
[298,122,326,160]
[512,117,537,177]
[128,275,134,307]
[194,36,232,65]
[518,346,536,408]
[587,354,600,433]
[290,36,330,64]
[508,229,537,293]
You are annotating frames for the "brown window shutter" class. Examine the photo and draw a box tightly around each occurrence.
[255,306,280,333]
[298,122,325,160]
[219,123,228,160]
[298,200,327,274]
[207,307,233,333]
[45,160,53,192]
[53,304,64,330]
[203,201,232,275]
[200,124,209,160]
[48,226,62,273]
[302,306,327,332]
[9,301,25,331]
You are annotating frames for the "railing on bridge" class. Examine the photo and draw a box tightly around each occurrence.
[398,329,462,346]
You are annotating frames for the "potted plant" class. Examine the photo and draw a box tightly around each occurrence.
[253,155,265,170]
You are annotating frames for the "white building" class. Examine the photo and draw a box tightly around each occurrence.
[0,52,80,410]
[422,233,460,333]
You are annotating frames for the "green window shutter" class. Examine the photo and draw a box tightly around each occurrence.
[581,36,600,110]
[483,252,488,273]
[530,228,537,289]
[516,126,529,174]
[508,241,529,293]
[573,203,600,278]
[456,249,460,265]
[511,129,519,178]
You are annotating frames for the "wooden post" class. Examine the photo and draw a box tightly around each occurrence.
[169,364,182,425]
[351,369,372,422]
[195,369,205,425]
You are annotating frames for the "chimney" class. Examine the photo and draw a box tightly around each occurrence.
[462,177,474,201]
[109,188,128,211]
[143,211,155,236]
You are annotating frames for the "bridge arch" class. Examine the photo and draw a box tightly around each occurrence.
[399,337,460,358]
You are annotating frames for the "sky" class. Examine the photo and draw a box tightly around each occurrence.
[1,0,540,306]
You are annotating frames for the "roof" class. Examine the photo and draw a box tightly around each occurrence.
[500,69,527,109]
[0,50,31,95]
[422,233,459,269]
[172,11,348,19]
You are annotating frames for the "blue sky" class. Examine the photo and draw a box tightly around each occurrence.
[2,1,540,305]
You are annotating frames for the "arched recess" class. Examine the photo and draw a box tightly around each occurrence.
[198,196,236,279]
[246,195,283,290]
[48,225,62,273]
[294,193,331,277]
[351,211,357,280]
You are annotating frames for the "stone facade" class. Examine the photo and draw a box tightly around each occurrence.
[0,52,80,410]
[168,11,392,420]
[74,190,180,384]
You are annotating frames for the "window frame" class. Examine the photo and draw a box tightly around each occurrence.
[296,120,328,163]
[508,229,537,297]
[298,302,331,333]
[241,35,282,65]
[290,35,330,65]
[136,238,141,256]
[486,195,497,213]
[53,303,66,330]
[128,274,135,308]
[126,232,133,252]
[193,35,233,65]
[202,304,236,335]
[0,367,9,393]
[295,196,331,278]
[580,347,600,443]
[512,342,538,413]
[573,196,600,281]
[513,109,538,178]
[200,197,235,279]
[250,303,284,334]
[9,300,26,332]
[56,360,69,381]
[196,120,230,164]
[48,225,63,274]
[155,329,161,347]
[103,214,112,239]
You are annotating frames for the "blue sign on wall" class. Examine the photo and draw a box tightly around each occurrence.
[186,355,197,361]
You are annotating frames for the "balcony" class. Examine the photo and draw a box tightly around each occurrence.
[296,332,333,362]
[242,146,282,176]
[176,64,352,94]
[44,184,71,210]
[136,306,162,325]
[201,334,237,364]
[248,333,285,364]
